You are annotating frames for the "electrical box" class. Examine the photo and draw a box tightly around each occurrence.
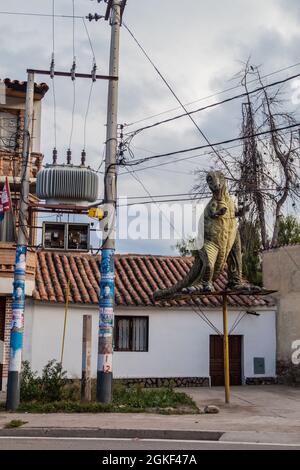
[88,207,105,220]
[43,223,65,250]
[68,224,89,251]
[253,357,265,374]
[42,222,90,252]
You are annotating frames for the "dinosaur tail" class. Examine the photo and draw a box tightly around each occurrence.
[153,255,204,301]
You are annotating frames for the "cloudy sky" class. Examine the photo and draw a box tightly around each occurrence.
[1,0,300,254]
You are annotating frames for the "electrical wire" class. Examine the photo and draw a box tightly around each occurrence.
[125,71,300,137]
[51,0,57,149]
[121,122,300,167]
[82,17,96,62]
[83,82,94,151]
[117,186,282,202]
[125,61,300,129]
[69,83,76,149]
[116,188,289,208]
[0,10,84,19]
[82,17,97,151]
[69,0,76,150]
[117,128,300,175]
[123,22,235,178]
[124,165,184,238]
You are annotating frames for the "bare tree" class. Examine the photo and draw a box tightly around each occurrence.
[194,60,300,249]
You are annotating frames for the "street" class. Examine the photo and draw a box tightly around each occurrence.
[0,436,299,450]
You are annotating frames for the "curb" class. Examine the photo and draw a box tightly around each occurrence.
[0,427,223,441]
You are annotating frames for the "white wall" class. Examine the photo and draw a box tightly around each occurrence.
[23,301,276,380]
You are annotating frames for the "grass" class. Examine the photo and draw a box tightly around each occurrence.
[6,386,199,414]
[4,419,28,428]
[0,379,199,414]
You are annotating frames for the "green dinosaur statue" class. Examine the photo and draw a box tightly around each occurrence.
[154,171,250,300]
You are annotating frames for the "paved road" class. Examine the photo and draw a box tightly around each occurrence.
[0,437,299,450]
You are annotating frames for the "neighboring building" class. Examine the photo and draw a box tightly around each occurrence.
[16,252,276,389]
[263,244,300,384]
[0,77,48,390]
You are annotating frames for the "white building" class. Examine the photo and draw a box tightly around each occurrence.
[15,252,277,388]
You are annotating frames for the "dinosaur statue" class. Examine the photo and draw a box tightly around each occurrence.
[154,171,252,300]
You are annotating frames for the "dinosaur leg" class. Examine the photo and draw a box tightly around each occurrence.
[190,242,219,292]
[227,231,246,290]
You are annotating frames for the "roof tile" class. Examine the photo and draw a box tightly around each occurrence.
[32,252,273,308]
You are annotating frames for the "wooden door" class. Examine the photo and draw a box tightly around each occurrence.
[210,335,242,386]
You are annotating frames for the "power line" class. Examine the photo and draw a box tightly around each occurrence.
[117,127,300,175]
[82,17,96,62]
[69,0,76,150]
[125,71,300,137]
[124,61,300,128]
[0,11,84,19]
[123,22,235,178]
[125,192,204,200]
[51,0,57,149]
[83,81,94,151]
[119,186,283,202]
[117,190,282,208]
[103,141,252,175]
[121,122,300,167]
[123,166,187,239]
[82,18,97,151]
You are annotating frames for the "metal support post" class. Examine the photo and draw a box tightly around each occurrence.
[222,293,230,404]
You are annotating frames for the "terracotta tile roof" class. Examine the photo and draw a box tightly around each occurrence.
[33,251,273,309]
[1,78,49,97]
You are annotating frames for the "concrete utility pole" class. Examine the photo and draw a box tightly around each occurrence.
[6,71,35,411]
[96,0,124,403]
[81,315,92,402]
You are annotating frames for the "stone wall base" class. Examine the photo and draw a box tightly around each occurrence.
[245,377,278,385]
[117,377,209,388]
[277,361,300,386]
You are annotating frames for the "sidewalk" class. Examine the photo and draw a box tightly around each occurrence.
[1,385,300,444]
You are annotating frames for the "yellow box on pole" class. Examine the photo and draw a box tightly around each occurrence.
[88,207,104,220]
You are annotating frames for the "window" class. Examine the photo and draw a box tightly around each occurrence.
[0,111,19,151]
[114,316,149,352]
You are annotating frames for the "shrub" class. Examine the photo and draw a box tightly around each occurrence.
[20,361,42,402]
[40,360,67,402]
[20,360,67,403]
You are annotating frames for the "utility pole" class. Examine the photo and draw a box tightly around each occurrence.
[96,0,124,403]
[6,71,35,411]
[81,315,92,402]
[222,294,230,404]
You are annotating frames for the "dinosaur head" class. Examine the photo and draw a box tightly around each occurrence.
[206,171,227,200]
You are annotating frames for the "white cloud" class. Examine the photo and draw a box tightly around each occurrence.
[0,0,299,253]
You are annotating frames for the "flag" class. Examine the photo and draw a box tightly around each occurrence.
[0,177,11,222]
